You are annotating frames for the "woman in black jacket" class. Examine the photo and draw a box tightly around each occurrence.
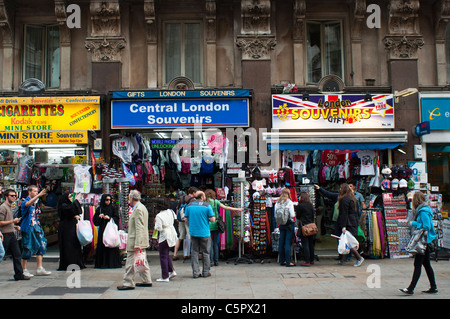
[57,192,86,271]
[296,192,316,266]
[337,183,364,267]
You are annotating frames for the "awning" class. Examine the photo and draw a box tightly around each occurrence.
[264,131,408,151]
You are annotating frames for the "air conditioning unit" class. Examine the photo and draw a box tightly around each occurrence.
[34,151,48,163]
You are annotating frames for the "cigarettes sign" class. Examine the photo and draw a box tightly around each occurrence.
[0,96,101,131]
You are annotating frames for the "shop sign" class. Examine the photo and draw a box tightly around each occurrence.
[0,96,101,131]
[0,130,88,145]
[408,161,427,185]
[111,98,250,129]
[111,89,251,99]
[272,94,394,129]
[420,94,450,130]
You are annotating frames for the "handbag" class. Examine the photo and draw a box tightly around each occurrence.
[406,228,428,255]
[134,249,149,274]
[301,222,318,237]
[214,201,226,233]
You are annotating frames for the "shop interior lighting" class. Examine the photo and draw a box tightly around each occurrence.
[394,88,418,103]
[396,148,407,155]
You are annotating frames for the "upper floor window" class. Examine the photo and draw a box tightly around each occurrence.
[23,25,60,89]
[164,21,202,86]
[306,20,343,84]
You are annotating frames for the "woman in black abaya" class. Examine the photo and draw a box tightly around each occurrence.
[57,192,86,271]
[93,194,121,268]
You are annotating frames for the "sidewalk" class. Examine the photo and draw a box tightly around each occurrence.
[0,248,449,300]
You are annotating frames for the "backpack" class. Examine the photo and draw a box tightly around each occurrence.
[275,200,290,225]
[177,197,195,222]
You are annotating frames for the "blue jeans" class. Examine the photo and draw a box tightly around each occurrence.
[0,237,4,262]
[21,225,47,260]
[278,223,295,265]
[210,230,219,264]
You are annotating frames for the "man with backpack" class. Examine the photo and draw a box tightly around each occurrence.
[0,189,30,280]
[173,187,198,262]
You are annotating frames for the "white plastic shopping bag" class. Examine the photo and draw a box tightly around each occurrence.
[103,219,121,248]
[118,230,128,250]
[345,231,359,250]
[77,218,93,246]
[134,249,149,274]
[337,233,350,255]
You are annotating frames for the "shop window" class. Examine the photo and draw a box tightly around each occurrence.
[306,21,343,84]
[23,24,60,89]
[446,23,450,83]
[164,21,202,86]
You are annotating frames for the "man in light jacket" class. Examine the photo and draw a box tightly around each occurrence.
[117,190,152,290]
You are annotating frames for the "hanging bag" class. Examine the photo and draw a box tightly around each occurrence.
[103,218,121,248]
[406,228,428,255]
[215,201,226,233]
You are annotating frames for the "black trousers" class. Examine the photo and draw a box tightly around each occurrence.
[3,233,24,280]
[408,247,437,291]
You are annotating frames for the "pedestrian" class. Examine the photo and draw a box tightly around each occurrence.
[349,181,367,217]
[337,183,364,267]
[173,187,198,261]
[0,189,29,280]
[117,190,152,290]
[296,191,316,266]
[184,191,215,278]
[400,191,438,295]
[154,197,178,282]
[275,188,296,267]
[57,192,86,271]
[20,185,51,277]
[93,194,121,269]
[204,189,243,266]
[0,231,4,262]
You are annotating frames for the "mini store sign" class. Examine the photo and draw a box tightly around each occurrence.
[0,96,101,131]
[0,131,88,145]
[272,94,394,130]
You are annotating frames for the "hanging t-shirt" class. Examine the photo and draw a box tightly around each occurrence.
[74,165,92,193]
[112,136,135,164]
[200,156,214,175]
[357,150,376,176]
[290,150,309,175]
[191,157,202,174]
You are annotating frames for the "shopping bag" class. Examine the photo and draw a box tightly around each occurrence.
[76,218,93,246]
[134,249,149,274]
[345,231,359,250]
[118,230,128,250]
[337,233,350,255]
[103,219,121,248]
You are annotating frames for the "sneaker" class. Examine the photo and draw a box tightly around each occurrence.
[23,269,34,277]
[156,278,169,283]
[353,257,364,267]
[36,267,51,276]
[169,271,177,279]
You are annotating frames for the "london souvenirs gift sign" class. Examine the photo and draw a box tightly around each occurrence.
[272,94,394,129]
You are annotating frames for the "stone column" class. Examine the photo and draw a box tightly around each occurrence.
[55,0,71,90]
[236,0,275,132]
[434,0,450,86]
[384,0,423,165]
[85,0,126,161]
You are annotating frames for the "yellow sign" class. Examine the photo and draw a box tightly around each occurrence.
[0,131,88,145]
[0,96,100,131]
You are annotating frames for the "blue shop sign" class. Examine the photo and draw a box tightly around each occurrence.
[420,95,450,130]
[111,98,250,129]
[111,89,251,99]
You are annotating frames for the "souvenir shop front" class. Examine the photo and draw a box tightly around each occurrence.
[264,93,433,257]
[0,96,101,244]
[109,89,260,252]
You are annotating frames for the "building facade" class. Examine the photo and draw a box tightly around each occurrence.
[0,0,449,200]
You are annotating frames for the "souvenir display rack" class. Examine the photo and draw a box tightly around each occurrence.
[251,192,270,259]
[362,208,388,259]
[383,194,409,258]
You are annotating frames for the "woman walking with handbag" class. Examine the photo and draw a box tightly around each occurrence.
[93,194,121,269]
[400,191,438,295]
[296,192,317,266]
[205,189,243,266]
